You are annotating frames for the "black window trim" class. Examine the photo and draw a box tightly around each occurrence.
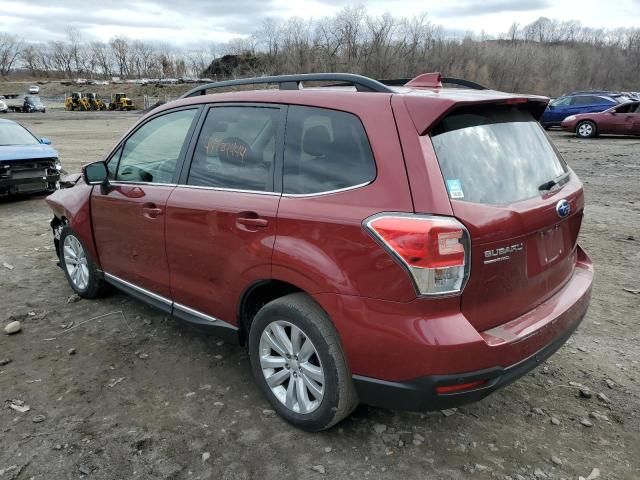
[178,102,287,195]
[105,104,205,187]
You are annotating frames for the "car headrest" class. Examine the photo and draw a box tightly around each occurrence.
[302,125,332,157]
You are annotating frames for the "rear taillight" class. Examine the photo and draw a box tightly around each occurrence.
[365,214,470,296]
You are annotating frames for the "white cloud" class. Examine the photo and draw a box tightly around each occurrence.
[0,0,638,44]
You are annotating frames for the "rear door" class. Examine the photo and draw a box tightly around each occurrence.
[426,104,584,331]
[92,107,199,300]
[164,104,284,324]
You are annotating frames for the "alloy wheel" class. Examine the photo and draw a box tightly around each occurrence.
[578,123,593,137]
[259,320,325,414]
[63,235,89,290]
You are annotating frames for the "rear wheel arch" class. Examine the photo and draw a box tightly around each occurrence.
[237,279,303,345]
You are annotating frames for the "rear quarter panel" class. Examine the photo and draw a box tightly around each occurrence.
[272,94,416,301]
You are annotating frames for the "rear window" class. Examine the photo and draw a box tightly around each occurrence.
[431,106,568,205]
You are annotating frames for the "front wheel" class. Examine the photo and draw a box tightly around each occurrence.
[576,120,597,138]
[248,293,358,431]
[59,226,106,298]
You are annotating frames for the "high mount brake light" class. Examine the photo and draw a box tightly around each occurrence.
[365,214,471,296]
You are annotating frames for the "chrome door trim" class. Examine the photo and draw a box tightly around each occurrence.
[174,302,221,323]
[176,184,280,196]
[282,181,372,198]
[109,181,177,187]
[104,272,172,306]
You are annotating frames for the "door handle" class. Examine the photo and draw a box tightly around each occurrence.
[236,212,269,229]
[142,203,163,219]
[236,217,269,228]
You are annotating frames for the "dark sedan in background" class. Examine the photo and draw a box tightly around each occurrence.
[561,101,640,138]
[0,119,62,195]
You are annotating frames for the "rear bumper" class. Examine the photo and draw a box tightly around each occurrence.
[314,245,593,411]
[352,311,583,411]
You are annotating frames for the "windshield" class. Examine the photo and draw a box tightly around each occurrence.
[0,122,40,146]
[431,105,568,205]
[26,96,41,103]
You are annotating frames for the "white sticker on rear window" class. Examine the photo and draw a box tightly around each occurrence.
[446,179,464,199]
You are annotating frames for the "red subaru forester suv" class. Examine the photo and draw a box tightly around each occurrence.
[46,73,593,431]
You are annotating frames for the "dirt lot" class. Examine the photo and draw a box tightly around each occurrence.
[1,110,639,480]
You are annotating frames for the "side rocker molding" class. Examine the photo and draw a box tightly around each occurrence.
[104,273,239,342]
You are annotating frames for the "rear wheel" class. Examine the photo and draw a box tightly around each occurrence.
[576,120,597,138]
[248,293,358,431]
[59,226,106,298]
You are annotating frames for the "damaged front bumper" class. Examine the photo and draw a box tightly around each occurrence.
[0,158,61,194]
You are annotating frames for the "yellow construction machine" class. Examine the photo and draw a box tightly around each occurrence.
[109,93,135,111]
[65,92,90,111]
[85,93,107,111]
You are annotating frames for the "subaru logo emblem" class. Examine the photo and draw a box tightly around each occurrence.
[556,199,570,218]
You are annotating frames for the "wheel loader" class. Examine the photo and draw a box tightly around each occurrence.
[85,93,107,111]
[109,93,135,111]
[65,92,90,111]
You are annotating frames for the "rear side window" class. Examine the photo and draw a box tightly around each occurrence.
[431,105,568,205]
[283,106,376,194]
[572,96,601,106]
[187,106,279,192]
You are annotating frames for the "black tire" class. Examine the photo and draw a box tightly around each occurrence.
[248,293,358,431]
[576,120,597,138]
[59,226,106,299]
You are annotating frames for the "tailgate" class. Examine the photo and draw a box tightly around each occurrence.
[451,178,583,331]
[423,102,585,332]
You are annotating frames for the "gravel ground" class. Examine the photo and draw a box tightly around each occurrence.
[1,110,639,480]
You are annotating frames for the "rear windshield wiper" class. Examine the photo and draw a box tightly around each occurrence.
[538,172,570,192]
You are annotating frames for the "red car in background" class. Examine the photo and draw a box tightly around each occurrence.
[46,73,593,431]
[561,101,640,138]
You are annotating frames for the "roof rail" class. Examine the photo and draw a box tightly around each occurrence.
[379,76,488,90]
[180,73,394,98]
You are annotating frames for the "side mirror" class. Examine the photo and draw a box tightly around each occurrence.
[40,137,51,145]
[82,161,110,194]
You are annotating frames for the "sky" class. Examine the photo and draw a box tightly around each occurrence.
[0,0,638,46]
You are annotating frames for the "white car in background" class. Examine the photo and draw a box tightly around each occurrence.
[0,99,7,113]
[29,85,40,94]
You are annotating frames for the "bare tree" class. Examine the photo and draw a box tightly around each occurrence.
[110,36,130,77]
[91,41,113,78]
[0,33,23,76]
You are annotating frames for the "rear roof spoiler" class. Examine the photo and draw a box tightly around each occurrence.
[399,95,550,136]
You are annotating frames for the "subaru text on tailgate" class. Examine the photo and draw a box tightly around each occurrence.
[45,72,593,431]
